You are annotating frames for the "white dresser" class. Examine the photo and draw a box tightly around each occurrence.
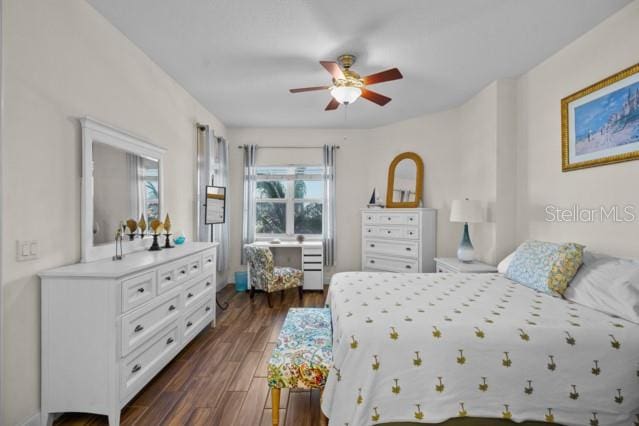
[361,208,437,273]
[39,242,218,426]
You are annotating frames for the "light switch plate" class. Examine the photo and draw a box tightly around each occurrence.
[17,240,38,261]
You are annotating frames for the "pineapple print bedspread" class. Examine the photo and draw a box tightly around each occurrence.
[321,272,639,426]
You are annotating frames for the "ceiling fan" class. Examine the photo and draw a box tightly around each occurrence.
[289,54,403,111]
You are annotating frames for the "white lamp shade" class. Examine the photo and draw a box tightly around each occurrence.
[450,199,484,223]
[331,86,361,104]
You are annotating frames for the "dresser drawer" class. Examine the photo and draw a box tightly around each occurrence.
[363,212,379,224]
[122,271,156,313]
[363,226,379,237]
[404,226,419,239]
[364,239,419,259]
[183,274,214,309]
[183,297,214,343]
[378,213,407,225]
[120,322,180,399]
[121,289,180,356]
[157,258,190,294]
[405,213,419,225]
[201,250,216,272]
[364,255,419,273]
[187,256,203,278]
[376,227,404,239]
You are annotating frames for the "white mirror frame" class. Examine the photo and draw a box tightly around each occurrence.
[81,117,166,262]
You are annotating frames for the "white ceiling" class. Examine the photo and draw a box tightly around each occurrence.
[87,0,630,129]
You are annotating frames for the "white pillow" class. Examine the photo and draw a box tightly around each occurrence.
[564,254,639,324]
[497,252,515,274]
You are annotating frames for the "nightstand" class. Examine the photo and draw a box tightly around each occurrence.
[434,257,498,273]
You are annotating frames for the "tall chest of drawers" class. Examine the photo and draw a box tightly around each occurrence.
[361,208,437,273]
[39,242,218,426]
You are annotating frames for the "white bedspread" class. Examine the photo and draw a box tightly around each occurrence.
[321,272,639,426]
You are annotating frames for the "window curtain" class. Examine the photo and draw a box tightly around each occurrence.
[322,145,337,266]
[213,136,230,273]
[241,144,258,264]
[196,126,213,243]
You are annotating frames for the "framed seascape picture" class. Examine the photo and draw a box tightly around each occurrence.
[561,62,639,171]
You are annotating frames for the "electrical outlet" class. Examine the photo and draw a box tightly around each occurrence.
[17,240,38,261]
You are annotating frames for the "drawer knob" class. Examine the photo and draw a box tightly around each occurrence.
[168,305,176,311]
[207,259,213,263]
[166,337,174,345]
[165,276,172,281]
[367,229,371,233]
[192,265,199,270]
[206,281,211,287]
[181,270,186,275]
[187,321,193,328]
[370,244,375,248]
[405,265,412,269]
[134,324,144,333]
[137,288,145,293]
[409,217,414,221]
[370,260,375,264]
[205,306,211,312]
[409,232,414,235]
[387,231,391,234]
[187,292,194,298]
[406,247,412,251]
[131,364,141,374]
[387,217,391,220]
[367,216,371,220]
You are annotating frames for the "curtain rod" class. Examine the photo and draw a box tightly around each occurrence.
[236,145,340,149]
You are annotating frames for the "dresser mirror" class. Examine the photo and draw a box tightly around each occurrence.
[81,117,166,262]
[386,152,424,208]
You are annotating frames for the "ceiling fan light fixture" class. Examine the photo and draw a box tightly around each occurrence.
[330,86,362,105]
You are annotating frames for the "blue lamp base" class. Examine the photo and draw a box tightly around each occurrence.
[457,223,475,263]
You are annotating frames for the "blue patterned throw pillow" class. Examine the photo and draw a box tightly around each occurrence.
[506,240,584,295]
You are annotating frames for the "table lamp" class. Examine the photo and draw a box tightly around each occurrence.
[450,199,484,263]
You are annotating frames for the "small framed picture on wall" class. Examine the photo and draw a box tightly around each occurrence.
[561,62,639,171]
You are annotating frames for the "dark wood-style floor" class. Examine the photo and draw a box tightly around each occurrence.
[55,285,327,426]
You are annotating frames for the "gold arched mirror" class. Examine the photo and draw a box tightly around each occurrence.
[386,152,424,208]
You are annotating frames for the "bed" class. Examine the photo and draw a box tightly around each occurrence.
[321,272,639,426]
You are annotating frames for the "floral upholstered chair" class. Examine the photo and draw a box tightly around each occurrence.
[245,245,304,307]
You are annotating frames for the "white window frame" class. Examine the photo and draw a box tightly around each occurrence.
[255,166,323,240]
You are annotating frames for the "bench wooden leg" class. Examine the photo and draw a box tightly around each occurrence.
[271,388,281,425]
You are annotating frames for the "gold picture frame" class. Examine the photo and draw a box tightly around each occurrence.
[561,62,639,171]
[386,152,424,208]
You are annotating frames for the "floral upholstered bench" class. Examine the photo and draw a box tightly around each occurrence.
[267,308,332,426]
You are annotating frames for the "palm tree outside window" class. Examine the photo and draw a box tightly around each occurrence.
[255,166,323,238]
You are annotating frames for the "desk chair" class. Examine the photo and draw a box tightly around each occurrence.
[245,245,303,308]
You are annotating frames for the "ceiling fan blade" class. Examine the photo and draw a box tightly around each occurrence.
[361,88,391,106]
[325,98,340,111]
[362,68,403,86]
[289,86,330,93]
[320,61,345,80]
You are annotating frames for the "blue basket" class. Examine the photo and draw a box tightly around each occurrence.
[234,271,248,292]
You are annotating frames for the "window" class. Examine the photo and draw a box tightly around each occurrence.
[255,166,323,237]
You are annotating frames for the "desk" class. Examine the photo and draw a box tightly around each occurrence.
[246,241,324,290]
